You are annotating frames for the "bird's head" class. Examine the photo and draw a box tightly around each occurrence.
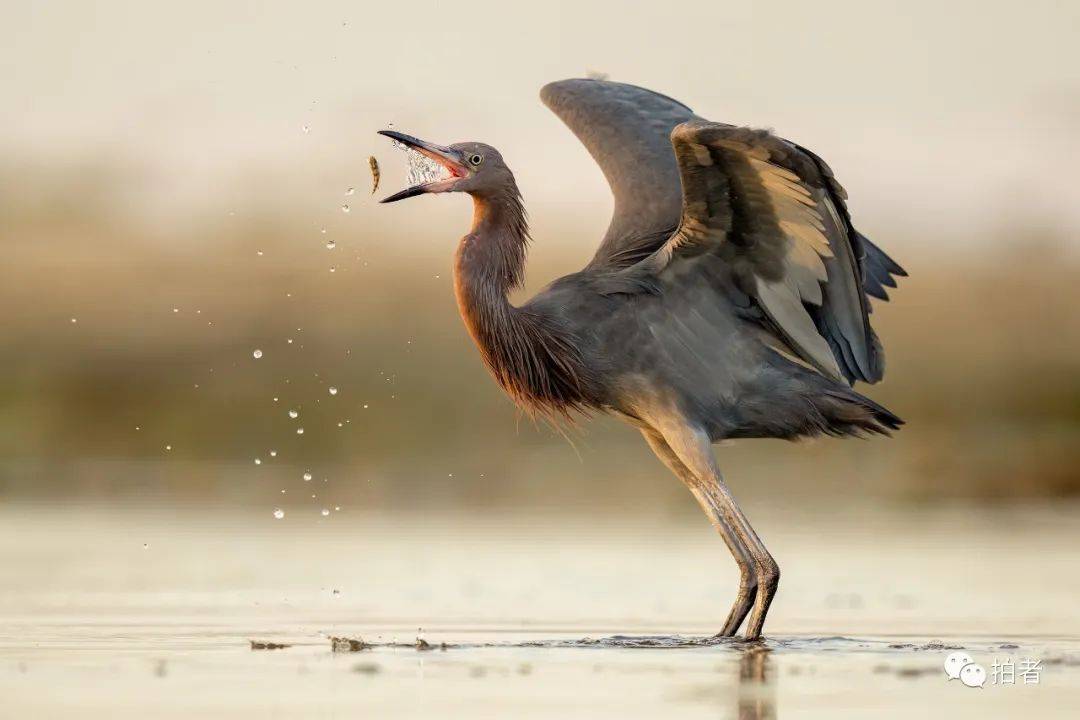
[377,131,512,203]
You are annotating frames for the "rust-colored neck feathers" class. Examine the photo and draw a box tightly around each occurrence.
[453,186,594,420]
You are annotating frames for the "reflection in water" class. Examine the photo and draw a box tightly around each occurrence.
[737,645,776,720]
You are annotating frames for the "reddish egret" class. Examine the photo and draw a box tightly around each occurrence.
[378,79,905,639]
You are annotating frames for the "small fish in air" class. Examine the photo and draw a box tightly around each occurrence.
[369,156,380,194]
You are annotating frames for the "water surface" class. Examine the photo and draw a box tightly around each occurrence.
[2,504,1077,718]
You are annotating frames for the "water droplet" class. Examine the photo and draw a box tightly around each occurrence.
[328,386,338,396]
[320,228,327,234]
[173,308,179,313]
[341,204,350,213]
[345,187,355,196]
[395,143,452,187]
[326,240,336,250]
[142,543,149,550]
[70,317,77,324]
[334,506,341,512]
[301,124,310,134]
[287,338,294,344]
[329,266,336,273]
[321,508,330,517]
[296,427,304,435]
[256,250,264,256]
[273,508,285,520]
[303,472,313,482]
[165,445,172,451]
[253,349,263,359]
[269,450,277,457]
[288,409,299,419]
[254,458,262,465]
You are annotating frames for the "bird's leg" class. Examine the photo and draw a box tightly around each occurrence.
[655,422,780,641]
[641,429,756,637]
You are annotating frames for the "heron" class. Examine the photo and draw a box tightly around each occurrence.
[377,79,905,640]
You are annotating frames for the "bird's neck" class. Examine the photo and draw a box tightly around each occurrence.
[453,187,592,418]
[453,188,531,368]
[456,188,530,299]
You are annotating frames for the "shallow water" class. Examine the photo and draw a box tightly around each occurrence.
[1,504,1078,717]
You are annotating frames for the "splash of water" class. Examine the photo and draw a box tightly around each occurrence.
[390,138,449,187]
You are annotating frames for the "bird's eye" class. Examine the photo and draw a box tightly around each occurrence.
[468,154,483,167]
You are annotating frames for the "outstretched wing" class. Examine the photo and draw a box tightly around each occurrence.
[540,78,905,322]
[640,121,896,384]
[540,78,696,268]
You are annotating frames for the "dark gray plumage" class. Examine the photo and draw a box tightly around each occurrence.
[377,78,906,640]
[539,79,697,268]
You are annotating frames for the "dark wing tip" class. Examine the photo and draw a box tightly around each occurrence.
[858,232,909,305]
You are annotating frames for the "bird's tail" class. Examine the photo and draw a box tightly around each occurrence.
[818,387,904,437]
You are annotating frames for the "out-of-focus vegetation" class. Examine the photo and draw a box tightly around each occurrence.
[2,160,1078,511]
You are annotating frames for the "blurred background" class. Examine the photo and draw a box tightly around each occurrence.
[2,0,1079,517]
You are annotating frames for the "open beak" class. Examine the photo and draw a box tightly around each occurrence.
[376,130,469,203]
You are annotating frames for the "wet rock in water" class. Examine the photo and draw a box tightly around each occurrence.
[915,640,964,651]
[330,636,370,652]
[352,662,381,675]
[414,637,447,651]
[249,640,290,650]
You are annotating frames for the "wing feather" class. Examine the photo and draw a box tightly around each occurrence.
[756,278,844,378]
[539,79,907,369]
[644,121,886,383]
